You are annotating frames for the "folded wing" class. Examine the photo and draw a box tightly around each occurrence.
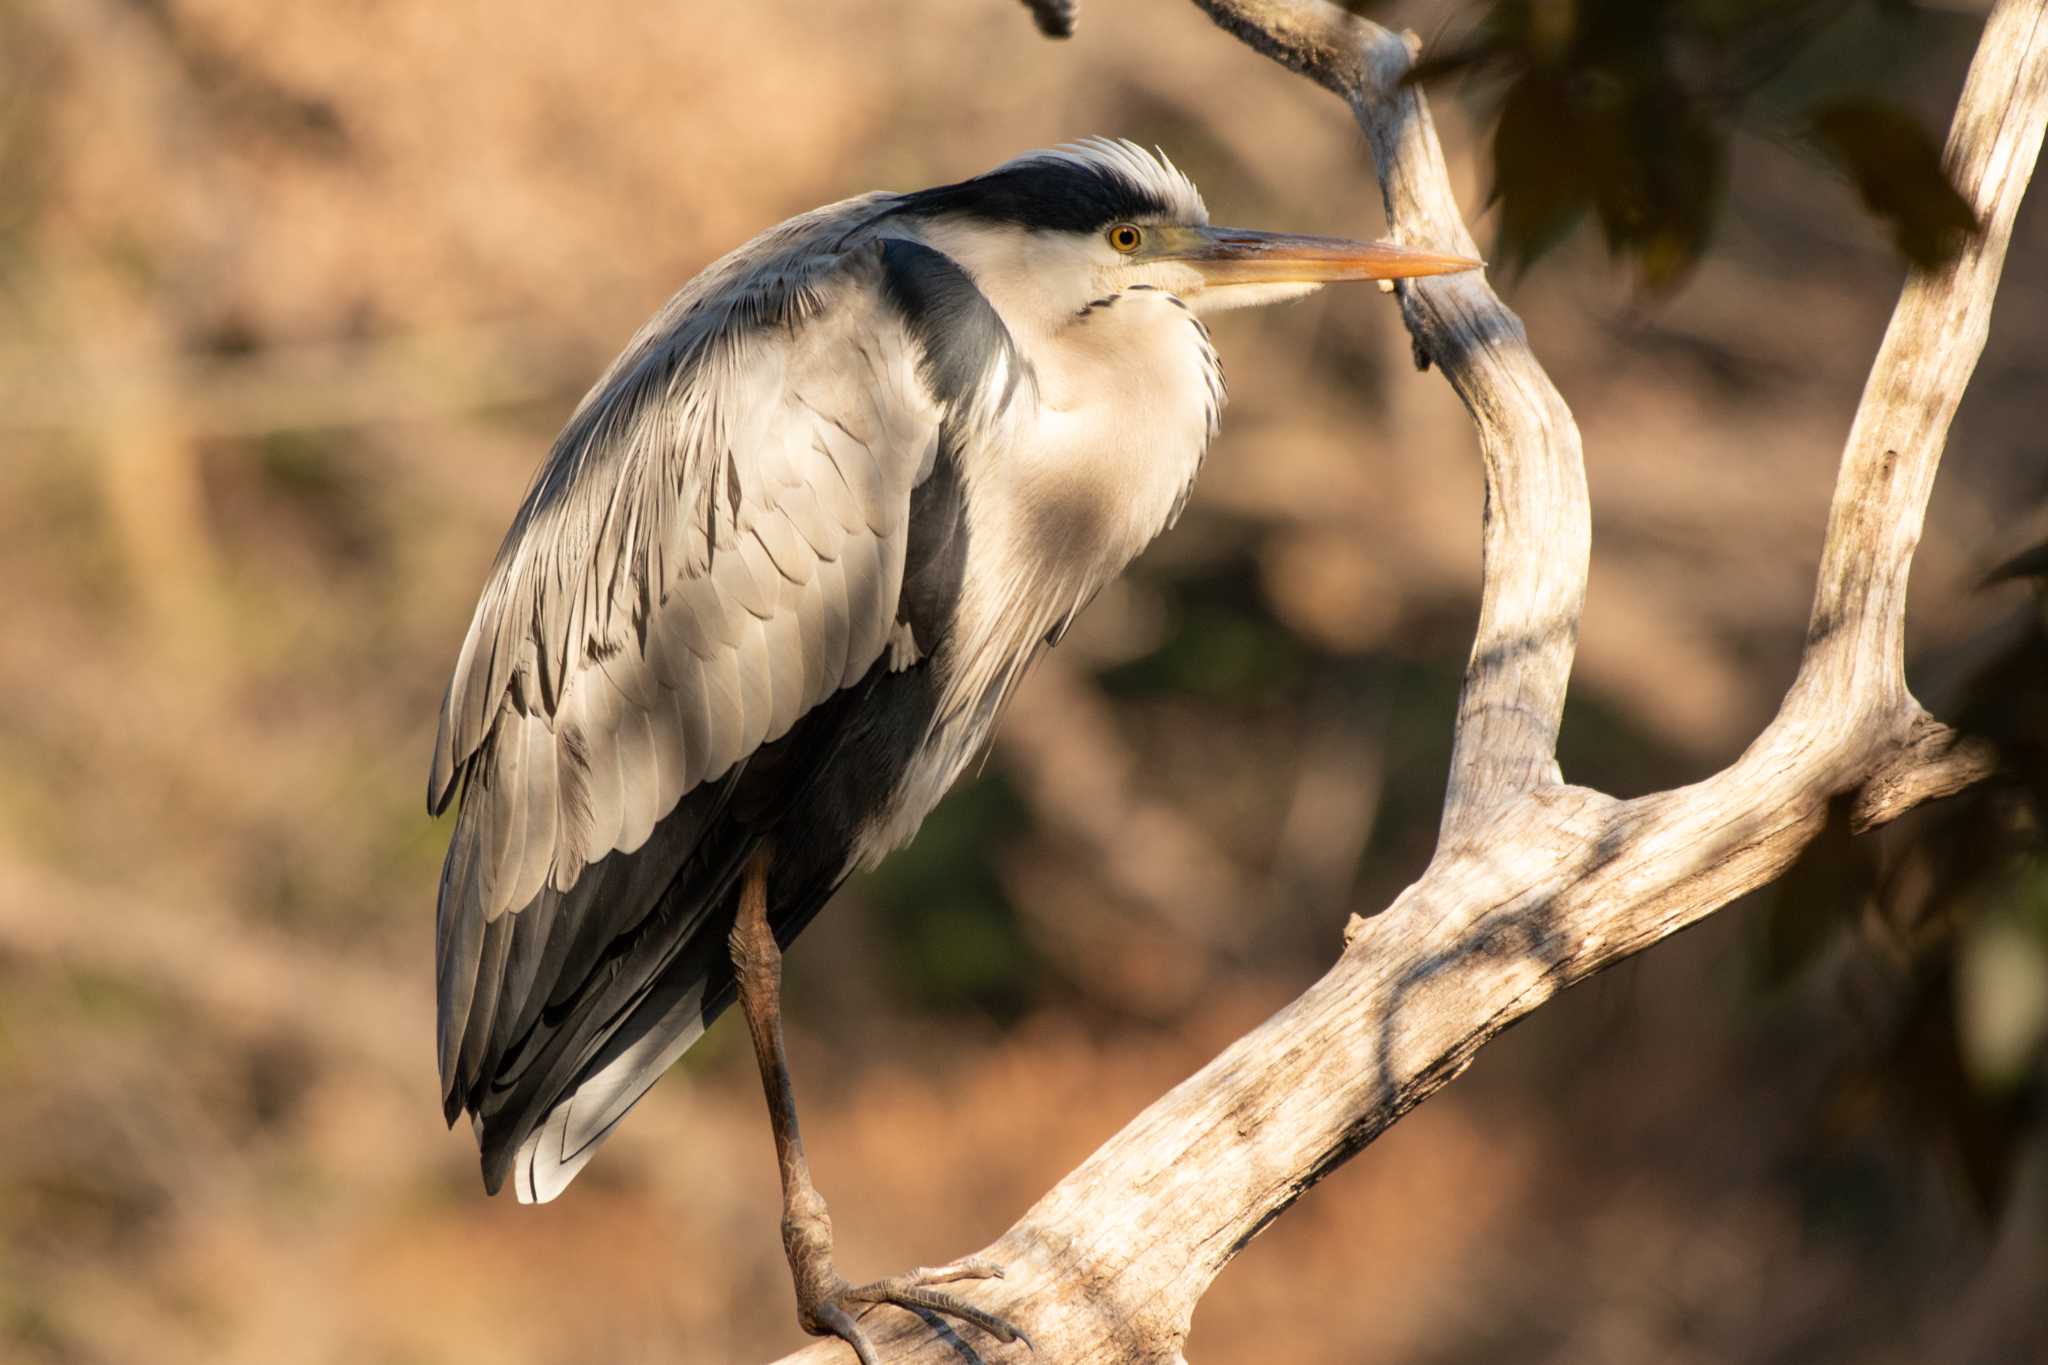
[427,201,957,1197]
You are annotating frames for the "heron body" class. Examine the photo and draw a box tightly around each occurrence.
[429,139,1474,1354]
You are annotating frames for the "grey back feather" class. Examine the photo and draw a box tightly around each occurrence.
[428,193,950,1115]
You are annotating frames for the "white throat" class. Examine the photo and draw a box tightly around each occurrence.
[866,223,1226,851]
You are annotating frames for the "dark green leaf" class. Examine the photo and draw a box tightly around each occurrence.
[1983,537,2048,587]
[1755,796,1877,985]
[1490,72,1597,271]
[1594,88,1728,291]
[1809,96,1979,269]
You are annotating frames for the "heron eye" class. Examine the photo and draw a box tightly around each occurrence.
[1108,224,1143,254]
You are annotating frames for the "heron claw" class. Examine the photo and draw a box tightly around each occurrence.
[807,1258,1028,1360]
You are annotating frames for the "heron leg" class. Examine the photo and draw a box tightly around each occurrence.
[728,850,1029,1363]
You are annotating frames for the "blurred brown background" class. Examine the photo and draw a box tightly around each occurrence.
[3,1,2045,1362]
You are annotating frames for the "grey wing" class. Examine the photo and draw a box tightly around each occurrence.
[427,217,944,1195]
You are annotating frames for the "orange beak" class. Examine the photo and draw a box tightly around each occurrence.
[1167,225,1481,285]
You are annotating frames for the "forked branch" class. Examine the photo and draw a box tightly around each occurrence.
[767,1,2046,1359]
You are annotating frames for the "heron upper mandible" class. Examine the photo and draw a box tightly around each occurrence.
[429,139,1477,1360]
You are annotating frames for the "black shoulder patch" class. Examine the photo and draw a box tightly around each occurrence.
[897,429,969,653]
[877,237,1019,411]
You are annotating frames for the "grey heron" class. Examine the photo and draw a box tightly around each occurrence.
[429,139,1476,1360]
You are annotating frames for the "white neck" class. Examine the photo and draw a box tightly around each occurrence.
[946,277,1221,721]
[850,220,1231,867]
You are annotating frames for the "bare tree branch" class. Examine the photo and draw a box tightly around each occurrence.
[1017,0,1079,40]
[763,1,2048,1359]
[1195,0,1593,834]
[1851,712,2000,833]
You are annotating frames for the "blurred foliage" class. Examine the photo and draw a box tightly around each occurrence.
[1382,0,1981,287]
[1759,559,2048,1221]
[862,774,1043,1021]
[1104,547,1312,704]
[1809,95,1982,266]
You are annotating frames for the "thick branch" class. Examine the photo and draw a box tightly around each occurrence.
[1851,713,2000,833]
[1202,0,1589,838]
[764,2,2047,1360]
[1379,124,1587,835]
[1791,0,2048,724]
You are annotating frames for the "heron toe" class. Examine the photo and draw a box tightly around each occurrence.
[814,1257,1028,1364]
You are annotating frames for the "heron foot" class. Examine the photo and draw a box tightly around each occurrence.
[735,855,1027,1360]
[800,1255,1029,1364]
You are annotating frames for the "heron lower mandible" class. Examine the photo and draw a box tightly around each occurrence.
[429,139,1477,1361]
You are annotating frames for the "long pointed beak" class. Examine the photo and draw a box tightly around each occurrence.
[1166,225,1481,285]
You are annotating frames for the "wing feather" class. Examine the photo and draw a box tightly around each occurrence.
[614,700,663,856]
[455,909,513,1105]
[564,682,625,870]
[779,472,845,564]
[727,520,781,620]
[473,740,504,923]
[486,711,528,923]
[647,692,691,823]
[791,549,832,709]
[675,566,745,658]
[751,508,816,588]
[694,638,748,783]
[430,211,946,1127]
[435,807,486,1103]
[668,664,713,792]
[813,551,854,692]
[429,196,1026,1196]
[507,716,557,921]
[732,615,774,757]
[489,877,557,1071]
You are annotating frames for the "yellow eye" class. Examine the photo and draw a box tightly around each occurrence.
[1107,223,1143,254]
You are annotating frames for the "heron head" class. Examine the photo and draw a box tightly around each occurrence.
[894,139,1480,323]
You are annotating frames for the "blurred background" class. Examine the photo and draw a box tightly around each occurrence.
[2,1,2044,1361]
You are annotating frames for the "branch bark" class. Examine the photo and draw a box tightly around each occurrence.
[767,1,2048,1358]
